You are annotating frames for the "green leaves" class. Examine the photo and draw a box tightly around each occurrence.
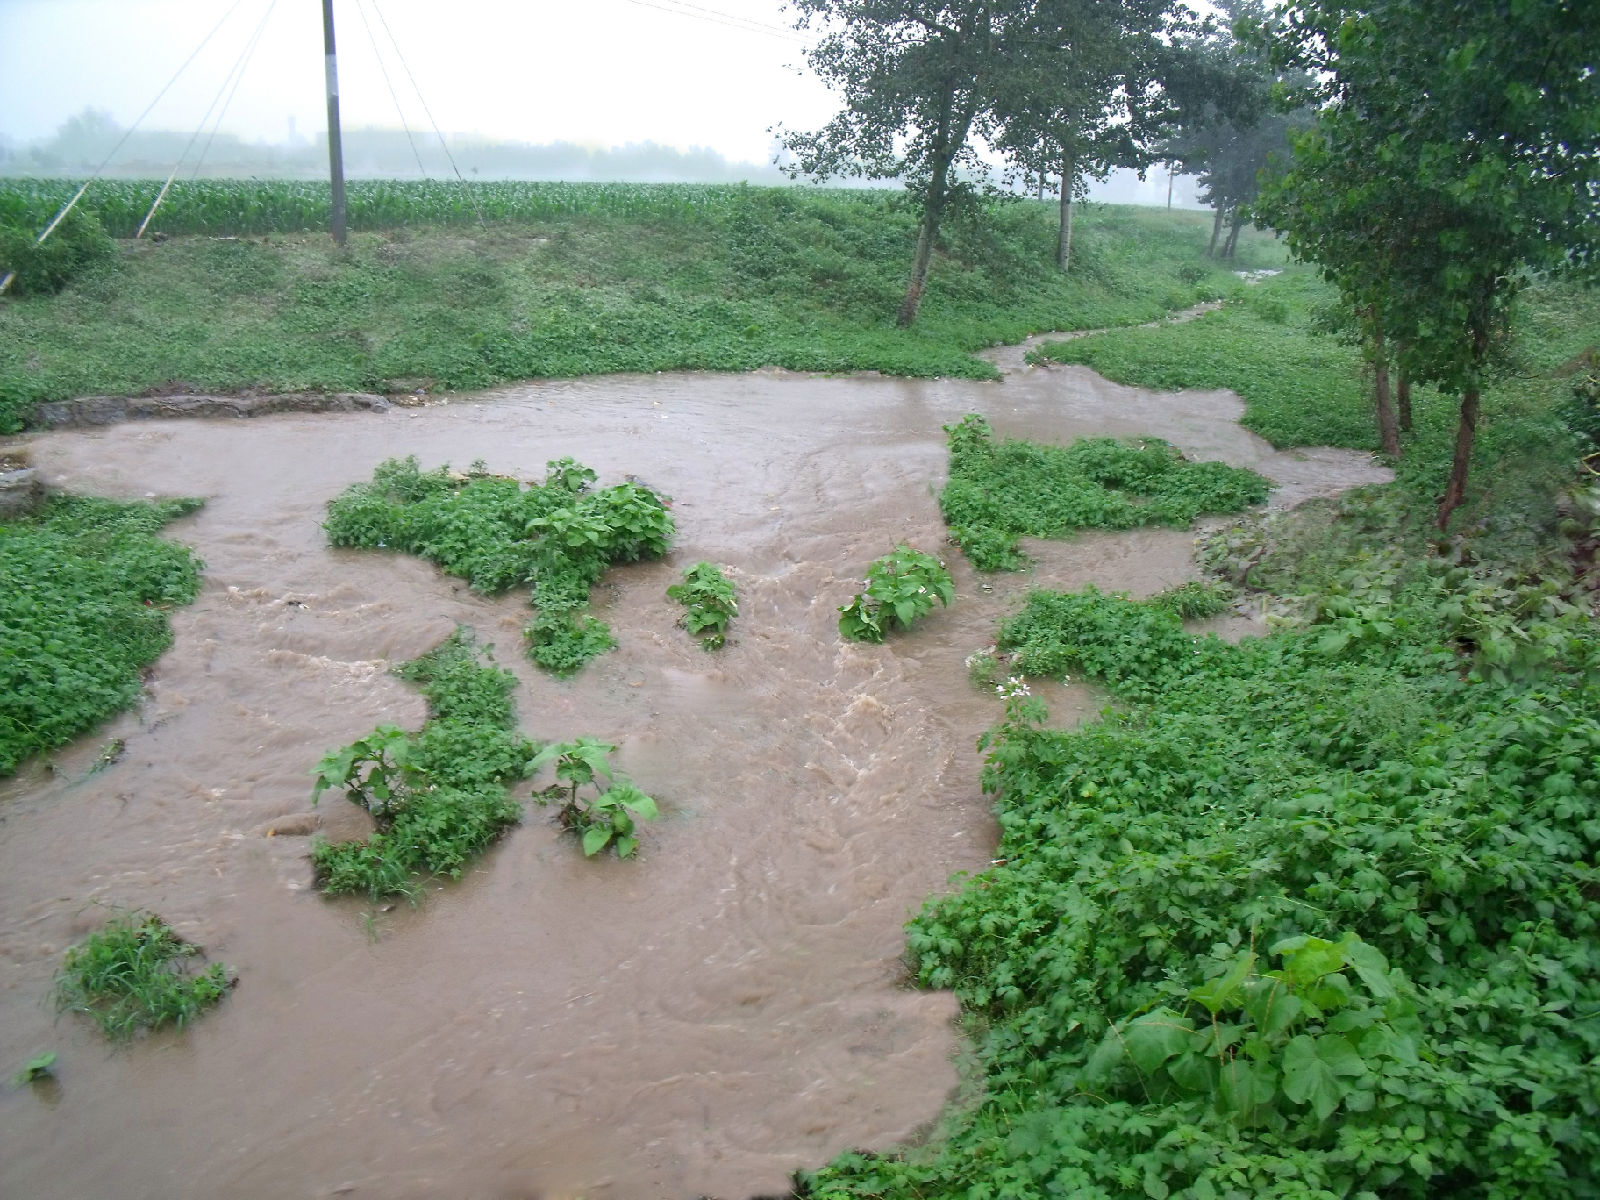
[940,414,1271,570]
[325,456,673,677]
[839,544,954,643]
[667,562,738,650]
[529,739,661,859]
[53,912,233,1041]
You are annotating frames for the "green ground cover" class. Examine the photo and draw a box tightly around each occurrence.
[805,278,1600,1198]
[55,911,232,1040]
[0,494,203,774]
[0,182,1282,433]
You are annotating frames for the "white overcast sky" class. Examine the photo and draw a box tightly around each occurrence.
[0,0,838,161]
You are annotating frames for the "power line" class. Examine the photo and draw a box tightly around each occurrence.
[190,0,281,179]
[366,0,487,229]
[614,0,806,43]
[353,0,428,178]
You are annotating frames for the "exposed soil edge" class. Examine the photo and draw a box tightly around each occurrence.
[36,391,395,429]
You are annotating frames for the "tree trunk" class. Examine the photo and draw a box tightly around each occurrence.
[897,183,946,328]
[1435,385,1479,529]
[1372,331,1401,458]
[1057,155,1075,272]
[1207,205,1225,257]
[1222,208,1245,259]
[1396,359,1412,433]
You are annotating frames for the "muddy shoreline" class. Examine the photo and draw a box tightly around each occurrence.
[0,354,1388,1199]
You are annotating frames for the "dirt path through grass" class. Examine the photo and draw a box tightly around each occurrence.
[0,361,1387,1199]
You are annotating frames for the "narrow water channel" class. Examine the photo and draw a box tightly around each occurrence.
[0,356,1388,1199]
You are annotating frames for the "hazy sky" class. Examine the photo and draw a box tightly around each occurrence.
[0,0,838,161]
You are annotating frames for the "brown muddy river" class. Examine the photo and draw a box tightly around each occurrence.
[0,352,1388,1200]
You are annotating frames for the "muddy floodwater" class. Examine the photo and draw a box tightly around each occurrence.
[0,352,1388,1199]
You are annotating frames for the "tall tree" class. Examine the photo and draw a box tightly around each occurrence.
[986,0,1182,272]
[780,1,1018,326]
[1257,0,1599,527]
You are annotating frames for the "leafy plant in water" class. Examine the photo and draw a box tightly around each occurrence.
[667,562,738,649]
[14,1053,57,1085]
[309,629,534,898]
[839,544,954,642]
[324,455,673,676]
[530,737,660,858]
[54,912,232,1041]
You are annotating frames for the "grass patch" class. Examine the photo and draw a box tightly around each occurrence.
[54,911,232,1040]
[0,186,1283,432]
[940,413,1271,570]
[311,628,536,900]
[323,456,672,676]
[0,494,203,774]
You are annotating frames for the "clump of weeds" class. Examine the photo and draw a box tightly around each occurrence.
[310,628,535,899]
[667,562,738,649]
[54,911,233,1040]
[839,544,954,642]
[324,455,673,676]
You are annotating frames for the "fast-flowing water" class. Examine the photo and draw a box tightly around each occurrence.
[0,354,1388,1199]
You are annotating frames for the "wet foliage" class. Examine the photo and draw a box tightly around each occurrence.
[54,911,232,1041]
[667,562,738,651]
[940,414,1270,571]
[323,455,673,676]
[839,545,954,643]
[0,495,203,774]
[529,737,660,859]
[805,509,1600,1197]
[0,190,1279,432]
[311,629,535,899]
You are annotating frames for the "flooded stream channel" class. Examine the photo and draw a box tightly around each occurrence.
[0,349,1388,1199]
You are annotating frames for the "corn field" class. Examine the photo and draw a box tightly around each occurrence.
[0,178,896,239]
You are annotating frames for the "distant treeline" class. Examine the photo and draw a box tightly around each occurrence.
[0,108,790,183]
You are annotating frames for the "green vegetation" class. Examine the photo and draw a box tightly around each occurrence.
[0,494,203,774]
[839,545,955,643]
[311,629,535,899]
[0,206,114,297]
[323,456,673,676]
[805,500,1600,1196]
[529,737,660,859]
[940,414,1272,571]
[667,562,738,651]
[54,912,232,1040]
[14,1052,57,1085]
[0,182,1279,434]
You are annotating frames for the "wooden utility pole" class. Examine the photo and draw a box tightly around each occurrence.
[322,0,347,245]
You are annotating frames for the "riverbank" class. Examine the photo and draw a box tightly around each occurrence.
[0,187,1282,432]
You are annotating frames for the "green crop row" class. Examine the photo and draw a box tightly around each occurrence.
[0,177,894,239]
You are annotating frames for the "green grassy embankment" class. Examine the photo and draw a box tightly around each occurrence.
[0,180,1282,432]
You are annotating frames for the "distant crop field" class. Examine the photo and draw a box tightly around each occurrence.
[0,177,866,238]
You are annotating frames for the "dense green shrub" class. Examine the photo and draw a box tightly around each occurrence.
[311,629,535,899]
[0,207,115,297]
[0,495,203,773]
[940,414,1271,570]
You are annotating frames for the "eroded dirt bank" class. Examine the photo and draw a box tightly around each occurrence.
[0,363,1388,1199]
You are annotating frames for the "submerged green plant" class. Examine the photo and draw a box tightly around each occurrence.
[839,545,954,642]
[54,912,232,1041]
[530,737,660,858]
[667,562,738,649]
[310,629,534,899]
[14,1053,57,1085]
[324,456,673,676]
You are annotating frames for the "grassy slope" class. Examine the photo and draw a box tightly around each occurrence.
[0,186,1283,431]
